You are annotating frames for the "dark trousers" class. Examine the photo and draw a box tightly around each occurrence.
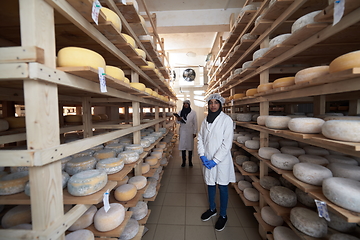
[181,150,192,163]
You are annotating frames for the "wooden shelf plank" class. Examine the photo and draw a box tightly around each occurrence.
[281,23,329,46]
[115,2,140,23]
[251,20,273,35]
[93,22,127,45]
[66,0,107,23]
[129,22,148,36]
[261,0,295,20]
[314,0,360,22]
[238,10,257,24]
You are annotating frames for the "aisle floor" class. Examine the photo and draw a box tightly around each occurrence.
[142,142,262,240]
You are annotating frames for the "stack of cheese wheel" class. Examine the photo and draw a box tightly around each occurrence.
[130,82,146,91]
[64,115,83,124]
[294,66,329,84]
[94,149,116,160]
[0,171,29,195]
[257,83,273,93]
[1,205,31,228]
[115,183,137,202]
[246,88,258,96]
[100,7,121,31]
[65,229,94,240]
[0,119,9,131]
[272,77,295,88]
[94,203,125,232]
[291,11,322,33]
[118,150,139,164]
[96,158,124,174]
[140,61,156,70]
[68,205,97,231]
[329,50,360,73]
[122,33,136,48]
[57,47,106,69]
[105,66,125,82]
[67,169,107,196]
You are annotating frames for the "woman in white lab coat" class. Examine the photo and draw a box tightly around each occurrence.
[197,93,235,231]
[176,100,197,167]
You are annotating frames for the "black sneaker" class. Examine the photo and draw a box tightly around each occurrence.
[215,215,227,231]
[181,163,185,167]
[201,209,217,221]
[189,161,193,167]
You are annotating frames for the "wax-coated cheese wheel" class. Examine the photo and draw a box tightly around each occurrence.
[291,11,322,33]
[115,183,137,201]
[119,218,139,240]
[68,205,97,231]
[329,50,360,73]
[266,116,291,130]
[65,229,94,240]
[140,61,156,70]
[257,83,273,93]
[269,34,292,48]
[65,156,97,175]
[94,203,125,232]
[96,158,124,174]
[271,153,299,170]
[233,93,246,99]
[273,226,301,240]
[270,186,297,207]
[57,47,105,69]
[0,171,29,195]
[67,170,107,196]
[1,205,31,229]
[246,88,258,96]
[145,88,153,95]
[288,117,324,133]
[118,150,139,164]
[122,33,135,47]
[64,115,83,123]
[295,66,329,84]
[135,48,146,59]
[128,176,147,190]
[293,162,332,186]
[290,207,327,238]
[5,116,26,128]
[0,119,9,131]
[105,66,125,81]
[130,82,146,91]
[101,7,121,31]
[261,206,284,226]
[322,120,360,142]
[273,77,295,88]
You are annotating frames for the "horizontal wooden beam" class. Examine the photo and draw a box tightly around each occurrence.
[0,46,44,64]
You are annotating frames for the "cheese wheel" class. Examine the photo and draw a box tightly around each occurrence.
[141,162,150,174]
[94,203,125,232]
[160,157,168,165]
[236,113,252,122]
[1,205,31,229]
[322,120,360,142]
[125,144,143,154]
[115,183,137,201]
[295,188,316,208]
[129,201,148,220]
[119,218,139,240]
[329,50,360,73]
[66,229,94,240]
[57,47,105,69]
[303,145,329,155]
[153,148,163,153]
[143,181,157,198]
[270,186,297,207]
[260,176,281,190]
[5,116,26,128]
[291,207,327,238]
[271,153,299,170]
[122,33,135,47]
[105,66,125,81]
[325,155,358,165]
[279,176,296,190]
[279,139,298,147]
[130,82,146,91]
[257,115,268,125]
[261,206,284,226]
[94,149,116,160]
[280,146,305,157]
[100,7,121,31]
[265,116,291,129]
[0,119,9,131]
[293,162,332,186]
[241,33,257,41]
[140,139,151,148]
[10,166,28,173]
[253,48,269,60]
[92,115,101,121]
[245,88,257,97]
[245,140,260,150]
[123,77,130,84]
[242,161,258,173]
[68,205,97,231]
[64,115,83,123]
[128,176,147,190]
[105,143,124,154]
[258,147,281,160]
[327,163,360,181]
[140,61,156,70]
[298,154,329,165]
[324,116,360,121]
[269,34,292,48]
[329,233,360,240]
[237,135,252,144]
[273,226,301,240]
[288,117,324,133]
[234,68,242,75]
[295,66,329,84]
[0,171,29,195]
[235,155,249,166]
[273,77,295,88]
[145,156,158,166]
[269,141,280,148]
[243,188,259,202]
[257,83,273,93]
[145,88,153,95]
[96,157,124,174]
[65,156,96,175]
[242,61,253,69]
[291,11,322,33]
[118,150,139,164]
[237,180,252,191]
[328,210,357,233]
[233,93,246,99]
[67,170,107,196]
[151,151,162,159]
[135,48,146,59]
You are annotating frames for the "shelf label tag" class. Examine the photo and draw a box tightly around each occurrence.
[315,199,330,221]
[98,67,107,92]
[333,0,345,26]
[122,0,127,4]
[231,100,234,106]
[233,121,236,130]
[92,0,102,25]
[103,189,110,212]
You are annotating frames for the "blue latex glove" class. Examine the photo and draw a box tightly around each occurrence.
[200,156,208,166]
[206,160,217,169]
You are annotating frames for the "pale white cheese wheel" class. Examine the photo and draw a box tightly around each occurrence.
[295,66,329,84]
[291,11,322,33]
[258,147,281,160]
[328,210,357,233]
[257,115,269,125]
[143,181,157,198]
[94,203,125,232]
[235,155,249,166]
[151,151,162,159]
[114,183,137,201]
[1,205,31,228]
[245,140,260,150]
[290,207,327,238]
[237,135,252,144]
[241,33,257,41]
[260,176,281,190]
[128,176,147,190]
[66,229,94,240]
[324,155,358,165]
[0,171,29,195]
[119,218,139,240]
[0,119,9,131]
[68,205,97,231]
[125,144,143,154]
[265,116,291,129]
[280,146,305,157]
[96,157,124,174]
[234,68,242,75]
[329,50,360,73]
[273,226,301,240]
[117,150,139,164]
[295,188,316,208]
[324,116,360,121]
[322,120,360,142]
[303,145,329,155]
[288,117,324,133]
[242,161,258,173]
[236,113,252,122]
[293,162,332,186]
[238,180,252,191]
[253,48,269,61]
[72,149,95,158]
[140,139,151,148]
[94,149,116,160]
[129,201,148,220]
[65,156,97,175]
[298,154,329,165]
[243,188,259,202]
[269,34,292,48]
[279,139,298,147]
[271,153,299,170]
[261,206,284,226]
[329,233,360,240]
[242,61,253,70]
[327,163,360,181]
[270,186,297,207]
[105,143,124,154]
[67,170,107,196]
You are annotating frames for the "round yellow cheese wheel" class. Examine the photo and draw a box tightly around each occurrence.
[94,149,116,160]
[64,115,82,123]
[100,7,122,32]
[98,114,108,120]
[124,77,130,84]
[140,61,155,70]
[273,77,295,88]
[257,83,273,93]
[145,88,153,95]
[105,66,125,81]
[141,163,150,174]
[246,88,258,96]
[329,50,360,73]
[145,156,158,166]
[228,96,234,100]
[233,93,246,99]
[122,34,136,48]
[92,115,101,121]
[4,117,26,129]
[135,48,146,59]
[57,47,106,69]
[130,82,146,91]
[139,15,146,27]
[114,183,137,201]
[152,91,159,97]
[295,66,329,84]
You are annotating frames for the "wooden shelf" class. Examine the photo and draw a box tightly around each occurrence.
[314,0,360,22]
[115,1,140,23]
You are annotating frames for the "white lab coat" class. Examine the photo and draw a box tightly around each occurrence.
[197,112,236,185]
[177,110,197,151]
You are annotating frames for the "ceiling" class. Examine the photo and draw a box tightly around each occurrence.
[138,0,246,68]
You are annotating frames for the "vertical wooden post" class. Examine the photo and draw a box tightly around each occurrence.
[314,95,326,116]
[20,0,63,238]
[230,88,235,114]
[82,97,93,138]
